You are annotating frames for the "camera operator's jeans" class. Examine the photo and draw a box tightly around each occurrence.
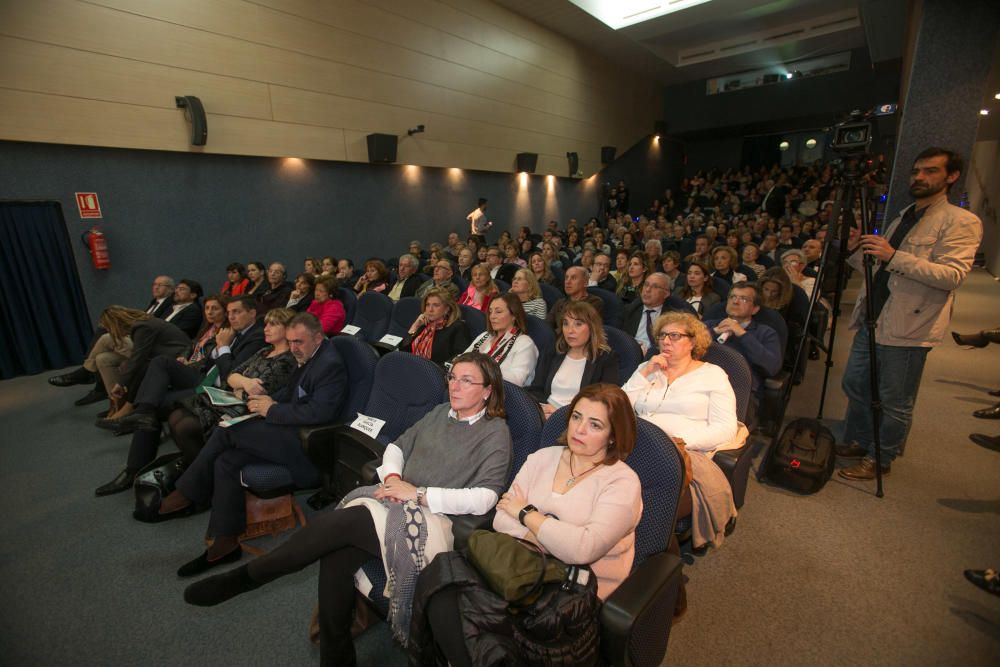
[841,327,930,465]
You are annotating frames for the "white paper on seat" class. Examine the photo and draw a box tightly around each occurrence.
[341,324,361,335]
[350,413,386,439]
[379,334,403,346]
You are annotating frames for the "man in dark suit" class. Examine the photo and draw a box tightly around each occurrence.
[387,254,422,302]
[145,275,176,318]
[587,253,618,292]
[160,312,347,575]
[622,272,697,355]
[704,282,783,416]
[164,279,203,338]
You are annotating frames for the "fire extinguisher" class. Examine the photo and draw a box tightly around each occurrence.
[82,227,111,270]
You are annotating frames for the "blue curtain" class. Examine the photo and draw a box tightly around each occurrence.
[0,202,93,379]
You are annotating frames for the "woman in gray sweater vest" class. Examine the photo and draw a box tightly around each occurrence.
[182,352,512,666]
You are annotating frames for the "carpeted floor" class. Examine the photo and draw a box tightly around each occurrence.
[0,270,998,665]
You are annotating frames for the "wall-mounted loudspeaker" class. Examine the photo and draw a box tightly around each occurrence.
[366,133,398,163]
[601,146,616,163]
[566,152,579,177]
[175,96,207,146]
[516,152,537,173]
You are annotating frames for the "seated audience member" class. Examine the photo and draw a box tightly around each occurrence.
[320,256,337,276]
[457,264,498,312]
[546,266,605,328]
[220,263,249,297]
[689,235,712,264]
[622,272,694,355]
[387,254,422,302]
[616,252,648,304]
[285,273,315,312]
[781,248,816,296]
[801,238,823,277]
[157,313,347,574]
[95,308,297,496]
[711,246,748,285]
[660,250,684,291]
[402,288,471,366]
[408,239,430,264]
[90,306,191,427]
[528,251,559,287]
[144,274,176,318]
[164,279,204,339]
[422,248,450,276]
[304,257,322,277]
[611,247,629,282]
[588,252,618,292]
[257,263,294,314]
[464,293,539,386]
[307,276,347,336]
[759,267,806,332]
[416,383,642,665]
[741,243,767,280]
[244,262,267,296]
[502,243,526,269]
[354,259,390,295]
[416,259,460,301]
[101,296,266,437]
[510,268,547,319]
[530,301,618,418]
[622,312,738,547]
[541,241,563,273]
[680,260,720,319]
[336,258,354,282]
[456,247,476,282]
[704,282,782,412]
[181,353,512,667]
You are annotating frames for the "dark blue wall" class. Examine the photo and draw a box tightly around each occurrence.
[1,140,624,322]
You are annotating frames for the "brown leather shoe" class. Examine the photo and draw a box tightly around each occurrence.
[835,443,868,458]
[838,458,890,481]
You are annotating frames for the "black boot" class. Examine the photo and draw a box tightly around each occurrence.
[50,366,96,387]
[184,563,261,606]
[95,468,137,496]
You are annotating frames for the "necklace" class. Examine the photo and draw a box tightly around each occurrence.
[566,453,601,488]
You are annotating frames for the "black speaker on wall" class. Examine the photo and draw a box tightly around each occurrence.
[366,133,398,163]
[601,146,616,163]
[516,152,537,173]
[175,96,207,146]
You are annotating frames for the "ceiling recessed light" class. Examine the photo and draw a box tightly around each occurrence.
[994,92,1000,99]
[981,109,990,116]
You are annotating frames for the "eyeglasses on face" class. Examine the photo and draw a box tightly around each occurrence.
[656,331,693,342]
[728,294,753,303]
[446,373,487,387]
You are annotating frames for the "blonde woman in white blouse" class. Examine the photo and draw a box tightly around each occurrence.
[622,311,738,548]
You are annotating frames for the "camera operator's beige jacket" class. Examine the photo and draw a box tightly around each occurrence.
[848,196,982,347]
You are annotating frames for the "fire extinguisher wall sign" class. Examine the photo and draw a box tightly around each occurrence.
[85,227,111,270]
[75,192,102,218]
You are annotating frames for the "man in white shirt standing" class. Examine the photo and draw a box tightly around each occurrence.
[466,197,492,243]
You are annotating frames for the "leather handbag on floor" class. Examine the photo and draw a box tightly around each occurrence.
[133,452,187,522]
[761,417,836,494]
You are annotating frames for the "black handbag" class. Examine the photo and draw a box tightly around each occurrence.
[465,530,601,666]
[132,452,187,523]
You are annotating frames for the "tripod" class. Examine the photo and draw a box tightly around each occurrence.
[785,160,887,497]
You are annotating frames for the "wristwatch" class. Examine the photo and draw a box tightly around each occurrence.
[518,504,538,526]
[415,487,427,506]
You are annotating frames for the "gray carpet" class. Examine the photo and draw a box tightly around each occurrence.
[1,270,998,665]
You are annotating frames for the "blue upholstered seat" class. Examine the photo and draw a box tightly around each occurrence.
[350,291,393,343]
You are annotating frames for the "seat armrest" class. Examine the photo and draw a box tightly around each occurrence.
[299,423,342,470]
[360,459,380,486]
[331,426,387,498]
[764,370,789,391]
[600,551,683,667]
[372,341,401,356]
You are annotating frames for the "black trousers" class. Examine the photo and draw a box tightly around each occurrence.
[175,418,321,537]
[134,356,202,409]
[124,404,202,472]
[248,505,381,667]
[425,587,474,667]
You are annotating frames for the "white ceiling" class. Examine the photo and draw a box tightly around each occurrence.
[493,0,905,85]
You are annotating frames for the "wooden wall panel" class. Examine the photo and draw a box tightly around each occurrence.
[0,0,659,174]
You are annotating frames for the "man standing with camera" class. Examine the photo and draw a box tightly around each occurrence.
[837,147,982,480]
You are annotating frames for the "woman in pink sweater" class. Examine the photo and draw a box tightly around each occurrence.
[306,275,346,336]
[494,382,643,599]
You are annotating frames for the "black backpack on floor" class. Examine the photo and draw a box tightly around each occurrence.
[133,452,186,522]
[761,418,836,494]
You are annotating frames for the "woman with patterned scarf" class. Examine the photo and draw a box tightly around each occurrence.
[182,352,512,667]
[403,288,471,366]
[463,293,539,387]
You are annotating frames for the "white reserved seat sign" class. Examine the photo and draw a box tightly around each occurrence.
[379,334,403,347]
[350,413,386,439]
[341,324,361,336]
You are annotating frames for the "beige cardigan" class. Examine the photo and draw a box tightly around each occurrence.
[493,446,642,600]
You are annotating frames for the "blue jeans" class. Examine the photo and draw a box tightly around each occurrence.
[841,327,930,464]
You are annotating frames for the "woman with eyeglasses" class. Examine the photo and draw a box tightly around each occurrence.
[622,311,738,549]
[182,352,512,666]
